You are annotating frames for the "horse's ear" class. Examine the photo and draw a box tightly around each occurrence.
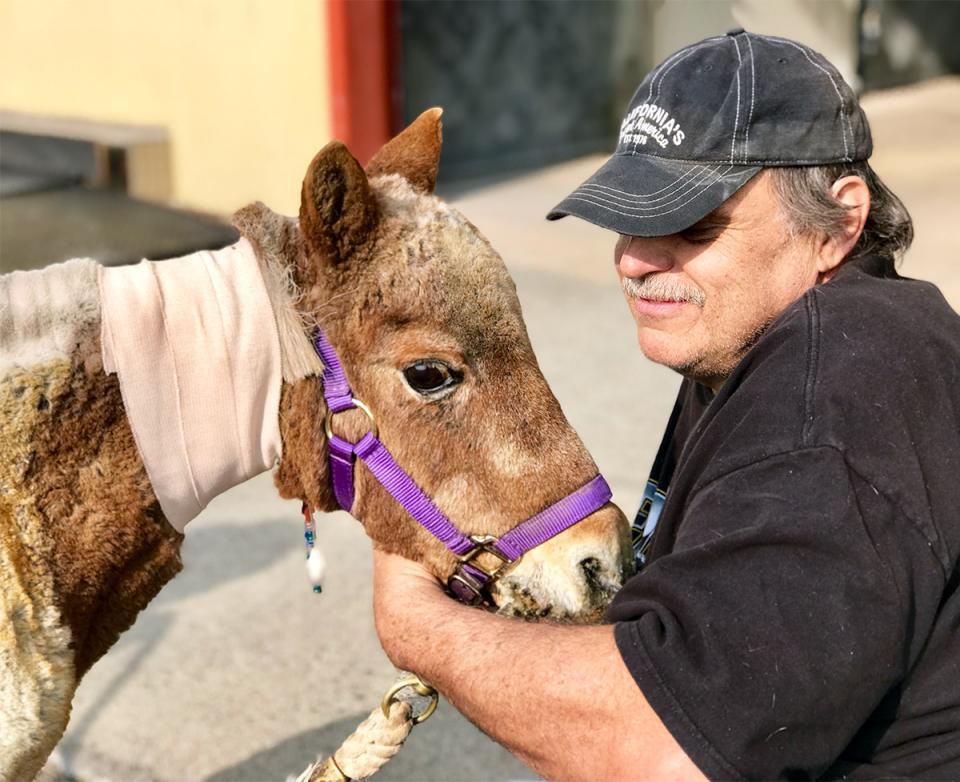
[299,141,379,265]
[366,107,443,194]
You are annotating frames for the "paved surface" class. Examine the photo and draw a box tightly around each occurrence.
[42,78,959,781]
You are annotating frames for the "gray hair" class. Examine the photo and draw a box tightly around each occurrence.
[768,162,913,271]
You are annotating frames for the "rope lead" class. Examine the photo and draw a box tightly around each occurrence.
[294,674,438,782]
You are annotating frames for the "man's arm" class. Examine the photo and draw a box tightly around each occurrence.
[372,550,704,782]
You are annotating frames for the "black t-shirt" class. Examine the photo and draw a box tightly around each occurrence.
[608,257,960,780]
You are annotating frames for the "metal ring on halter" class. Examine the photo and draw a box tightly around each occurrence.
[324,397,379,441]
[380,675,440,724]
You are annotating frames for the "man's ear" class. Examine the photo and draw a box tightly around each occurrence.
[299,141,379,266]
[366,107,443,194]
[818,175,870,279]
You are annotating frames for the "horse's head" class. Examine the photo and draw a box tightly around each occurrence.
[238,110,633,622]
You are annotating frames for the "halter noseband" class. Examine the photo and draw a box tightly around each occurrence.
[311,327,612,606]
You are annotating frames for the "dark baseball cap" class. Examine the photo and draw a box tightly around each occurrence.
[547,29,872,237]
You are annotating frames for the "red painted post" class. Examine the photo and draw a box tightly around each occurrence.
[327,0,400,166]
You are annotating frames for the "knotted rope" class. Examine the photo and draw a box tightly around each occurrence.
[294,674,438,782]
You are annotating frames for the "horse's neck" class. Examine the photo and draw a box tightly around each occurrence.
[0,258,186,768]
[100,239,322,530]
[0,241,331,763]
[0,244,322,701]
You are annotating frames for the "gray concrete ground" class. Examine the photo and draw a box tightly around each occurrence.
[42,78,959,781]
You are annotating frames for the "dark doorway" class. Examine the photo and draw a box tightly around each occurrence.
[399,0,652,181]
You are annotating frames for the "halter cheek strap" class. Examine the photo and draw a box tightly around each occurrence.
[312,327,613,605]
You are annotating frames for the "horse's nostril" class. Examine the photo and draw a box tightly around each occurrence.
[580,556,601,574]
[580,556,603,589]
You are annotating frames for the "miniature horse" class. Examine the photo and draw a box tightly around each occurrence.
[0,109,631,779]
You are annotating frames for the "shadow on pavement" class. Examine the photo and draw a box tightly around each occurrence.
[54,518,297,778]
[154,517,294,606]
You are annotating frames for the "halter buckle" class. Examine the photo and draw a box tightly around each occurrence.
[456,534,513,578]
[447,535,515,605]
[446,567,488,606]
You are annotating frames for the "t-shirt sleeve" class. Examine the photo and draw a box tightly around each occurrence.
[609,447,918,780]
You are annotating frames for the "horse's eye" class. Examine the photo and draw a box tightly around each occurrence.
[403,361,461,395]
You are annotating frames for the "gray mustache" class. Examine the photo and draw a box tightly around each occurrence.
[622,274,706,307]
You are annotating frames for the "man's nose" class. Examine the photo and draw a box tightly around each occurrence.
[616,235,675,278]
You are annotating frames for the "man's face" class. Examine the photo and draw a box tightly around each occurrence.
[615,172,821,389]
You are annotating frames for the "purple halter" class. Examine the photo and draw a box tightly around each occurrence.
[312,327,613,606]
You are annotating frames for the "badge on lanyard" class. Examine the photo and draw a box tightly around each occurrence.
[631,477,667,570]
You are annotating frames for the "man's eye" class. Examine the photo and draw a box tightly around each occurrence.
[403,361,462,396]
[680,230,718,245]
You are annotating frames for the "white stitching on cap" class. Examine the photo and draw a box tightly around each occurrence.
[615,151,835,164]
[570,165,732,214]
[730,36,742,164]
[787,40,852,158]
[575,171,723,212]
[647,39,720,102]
[574,167,726,212]
[574,166,720,209]
[627,37,725,155]
[767,35,851,160]
[654,48,700,101]
[646,48,687,102]
[653,40,719,101]
[633,45,703,155]
[804,42,855,155]
[572,178,719,212]
[576,165,706,199]
[744,34,756,160]
[566,165,737,219]
[578,179,703,205]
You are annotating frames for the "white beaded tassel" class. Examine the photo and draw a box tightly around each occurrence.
[307,546,327,592]
[302,504,326,593]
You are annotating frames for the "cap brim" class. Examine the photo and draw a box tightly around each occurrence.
[546,153,761,237]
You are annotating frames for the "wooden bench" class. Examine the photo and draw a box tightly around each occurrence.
[0,110,171,203]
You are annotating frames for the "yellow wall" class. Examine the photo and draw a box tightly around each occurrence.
[0,0,332,216]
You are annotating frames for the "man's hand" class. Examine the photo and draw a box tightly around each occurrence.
[371,549,447,671]
[369,548,705,782]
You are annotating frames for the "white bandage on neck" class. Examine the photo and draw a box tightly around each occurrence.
[98,238,283,532]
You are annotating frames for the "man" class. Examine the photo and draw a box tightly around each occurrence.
[373,30,960,780]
